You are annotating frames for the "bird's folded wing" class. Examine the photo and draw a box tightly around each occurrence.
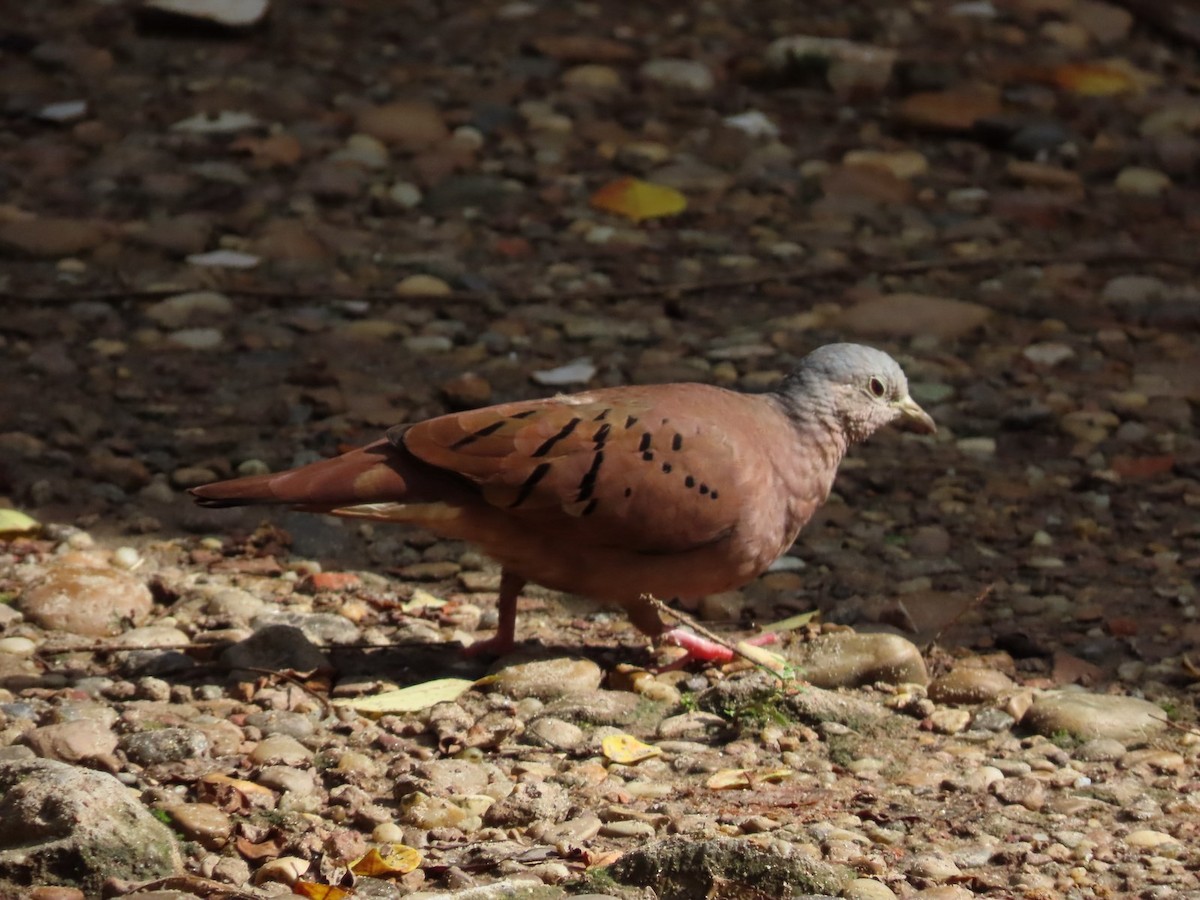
[396,386,751,554]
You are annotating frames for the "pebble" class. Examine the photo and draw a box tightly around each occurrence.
[1025,691,1168,742]
[929,667,1014,704]
[562,64,622,92]
[990,775,1046,811]
[388,181,423,208]
[845,879,898,900]
[0,637,37,657]
[167,327,224,350]
[1101,274,1167,303]
[786,632,928,688]
[120,727,210,765]
[145,291,234,328]
[639,58,714,92]
[396,274,453,297]
[19,566,153,637]
[355,101,448,150]
[248,734,313,766]
[485,657,603,700]
[838,294,991,340]
[165,802,233,849]
[1114,166,1171,196]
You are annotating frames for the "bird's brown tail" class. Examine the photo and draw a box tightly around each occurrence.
[189,439,409,510]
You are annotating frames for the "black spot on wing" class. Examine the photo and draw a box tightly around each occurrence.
[580,498,598,516]
[451,419,506,449]
[685,475,695,488]
[710,490,719,500]
[638,433,651,452]
[575,450,605,502]
[662,462,672,473]
[510,410,538,419]
[625,415,639,429]
[592,423,611,445]
[642,451,654,462]
[699,483,709,495]
[532,417,581,457]
[672,433,682,451]
[593,408,611,421]
[624,487,632,497]
[509,462,551,508]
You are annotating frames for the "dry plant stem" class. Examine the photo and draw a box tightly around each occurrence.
[3,248,1195,308]
[923,583,996,655]
[1148,714,1200,738]
[644,593,788,682]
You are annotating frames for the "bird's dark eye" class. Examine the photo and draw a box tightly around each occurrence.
[868,377,886,398]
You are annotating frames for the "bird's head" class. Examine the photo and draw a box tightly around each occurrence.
[779,343,936,443]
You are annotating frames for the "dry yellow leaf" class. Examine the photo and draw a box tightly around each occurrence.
[332,678,474,716]
[601,733,663,764]
[349,844,422,877]
[590,177,686,222]
[1053,61,1154,96]
[706,768,751,790]
[292,883,352,900]
[0,509,39,538]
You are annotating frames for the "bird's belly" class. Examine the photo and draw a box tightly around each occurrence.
[477,526,782,604]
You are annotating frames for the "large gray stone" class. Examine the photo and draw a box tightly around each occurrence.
[0,758,180,893]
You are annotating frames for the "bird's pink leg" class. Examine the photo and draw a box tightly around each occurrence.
[462,571,525,658]
[660,628,780,664]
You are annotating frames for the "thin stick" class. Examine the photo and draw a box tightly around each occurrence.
[923,583,995,655]
[644,594,789,682]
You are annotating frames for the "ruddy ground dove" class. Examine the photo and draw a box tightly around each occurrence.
[191,343,935,659]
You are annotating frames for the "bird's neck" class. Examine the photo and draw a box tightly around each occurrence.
[769,388,851,475]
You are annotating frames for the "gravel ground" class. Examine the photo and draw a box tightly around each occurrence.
[1,0,1199,897]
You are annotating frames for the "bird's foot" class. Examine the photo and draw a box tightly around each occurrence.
[461,633,516,658]
[657,628,779,666]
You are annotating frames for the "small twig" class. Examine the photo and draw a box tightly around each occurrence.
[1148,714,1200,738]
[0,248,1193,308]
[923,582,996,656]
[645,594,789,681]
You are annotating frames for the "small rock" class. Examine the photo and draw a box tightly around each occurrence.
[563,64,623,92]
[221,624,328,675]
[248,734,313,766]
[396,274,452,296]
[0,217,109,257]
[485,657,603,700]
[19,567,153,637]
[1114,166,1171,197]
[639,58,714,92]
[441,373,493,409]
[356,101,449,150]
[532,358,597,386]
[145,291,234,328]
[837,293,990,340]
[990,775,1046,811]
[141,0,269,29]
[120,727,209,766]
[23,720,119,768]
[165,802,233,849]
[895,89,1002,131]
[929,667,1014,704]
[786,632,928,688]
[167,327,224,350]
[483,780,570,826]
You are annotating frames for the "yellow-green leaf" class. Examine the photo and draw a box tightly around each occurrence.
[333,678,474,716]
[0,509,39,538]
[590,177,686,222]
[762,611,819,633]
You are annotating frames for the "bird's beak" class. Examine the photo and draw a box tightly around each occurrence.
[893,395,937,434]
